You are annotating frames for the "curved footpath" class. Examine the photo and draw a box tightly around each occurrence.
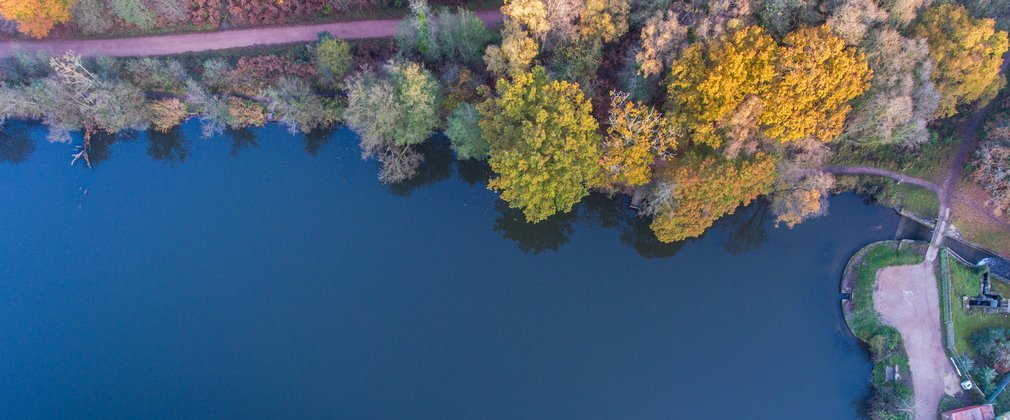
[0,10,504,58]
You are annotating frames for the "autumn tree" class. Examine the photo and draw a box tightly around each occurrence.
[635,10,689,78]
[478,66,600,222]
[880,0,926,26]
[972,110,1010,214]
[225,98,266,129]
[841,29,938,146]
[543,0,581,45]
[344,60,440,183]
[502,0,549,37]
[826,0,887,45]
[0,0,73,38]
[666,25,777,149]
[644,152,776,242]
[578,0,629,44]
[914,4,1009,118]
[484,22,539,77]
[761,25,871,143]
[599,91,676,191]
[770,139,834,227]
[149,98,188,132]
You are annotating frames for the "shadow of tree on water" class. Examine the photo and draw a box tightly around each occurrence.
[0,125,35,164]
[619,215,686,259]
[721,199,771,256]
[89,130,139,166]
[303,127,336,156]
[387,136,453,197]
[456,159,491,186]
[147,127,188,164]
[227,128,258,157]
[493,199,577,255]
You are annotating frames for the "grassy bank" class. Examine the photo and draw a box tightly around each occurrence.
[940,250,1010,413]
[947,253,1010,356]
[844,241,925,419]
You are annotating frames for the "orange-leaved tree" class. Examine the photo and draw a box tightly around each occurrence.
[761,25,872,143]
[666,25,778,149]
[598,91,676,191]
[0,0,74,38]
[914,4,1009,118]
[647,152,776,242]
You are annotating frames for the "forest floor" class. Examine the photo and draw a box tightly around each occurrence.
[0,10,504,58]
[875,262,963,419]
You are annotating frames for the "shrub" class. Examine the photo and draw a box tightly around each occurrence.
[149,98,188,132]
[72,0,114,34]
[226,98,266,129]
[316,36,353,82]
[111,0,157,28]
[445,103,487,160]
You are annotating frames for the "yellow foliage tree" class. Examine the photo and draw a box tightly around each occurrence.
[0,0,74,38]
[478,66,601,223]
[666,25,778,149]
[484,22,540,77]
[502,0,549,36]
[148,98,188,133]
[579,0,629,43]
[761,25,872,143]
[649,152,776,242]
[599,91,676,190]
[914,4,1009,118]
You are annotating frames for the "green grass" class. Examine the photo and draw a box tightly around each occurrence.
[830,132,959,181]
[946,252,1010,358]
[845,242,924,420]
[876,184,941,217]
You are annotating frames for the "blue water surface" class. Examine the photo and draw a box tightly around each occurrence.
[0,121,898,419]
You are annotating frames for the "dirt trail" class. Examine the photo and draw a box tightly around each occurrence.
[0,10,504,58]
[874,262,961,420]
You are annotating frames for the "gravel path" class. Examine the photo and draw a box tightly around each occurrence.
[874,262,961,420]
[0,10,503,58]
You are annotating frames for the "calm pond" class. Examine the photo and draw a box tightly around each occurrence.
[0,121,901,419]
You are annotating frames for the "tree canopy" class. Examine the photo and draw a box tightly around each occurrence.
[760,25,872,143]
[646,152,776,242]
[478,66,601,222]
[0,0,74,38]
[666,25,777,149]
[914,4,1009,118]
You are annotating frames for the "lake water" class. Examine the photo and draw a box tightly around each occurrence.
[0,121,901,419]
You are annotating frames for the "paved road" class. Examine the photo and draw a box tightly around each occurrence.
[0,10,503,58]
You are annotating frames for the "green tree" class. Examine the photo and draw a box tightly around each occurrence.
[914,4,1009,118]
[260,76,341,134]
[26,53,148,142]
[478,66,600,222]
[344,60,441,183]
[316,36,353,82]
[445,103,488,160]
